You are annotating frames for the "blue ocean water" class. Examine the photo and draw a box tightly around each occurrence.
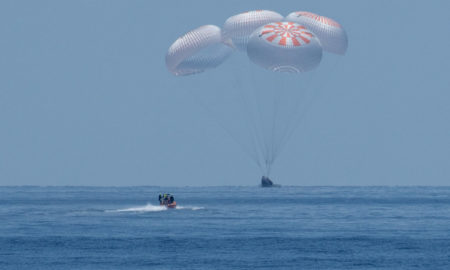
[0,186,449,269]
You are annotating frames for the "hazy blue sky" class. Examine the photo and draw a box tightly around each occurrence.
[1,0,449,186]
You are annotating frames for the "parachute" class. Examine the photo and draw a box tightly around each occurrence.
[165,10,348,180]
[222,10,284,51]
[285,11,348,55]
[165,25,233,76]
[247,22,322,73]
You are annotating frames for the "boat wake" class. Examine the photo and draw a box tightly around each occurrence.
[106,204,204,213]
[107,204,166,213]
[175,206,204,211]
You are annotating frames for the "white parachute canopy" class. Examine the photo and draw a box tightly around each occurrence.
[285,11,348,55]
[165,25,233,76]
[223,10,284,52]
[247,22,323,73]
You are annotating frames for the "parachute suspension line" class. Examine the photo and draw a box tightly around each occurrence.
[231,60,269,173]
[267,89,277,176]
[271,71,317,163]
[269,79,277,173]
[232,71,266,173]
[276,87,316,161]
[190,88,263,172]
[248,64,272,175]
[267,74,285,176]
[238,86,266,172]
[273,58,342,161]
[269,72,306,175]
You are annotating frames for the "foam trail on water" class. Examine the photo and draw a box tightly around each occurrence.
[106,204,167,213]
[106,204,205,213]
[176,206,205,211]
[175,206,205,210]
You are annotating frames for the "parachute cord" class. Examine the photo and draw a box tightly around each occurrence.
[190,88,263,172]
[235,74,266,173]
[267,73,312,165]
[268,73,284,174]
[272,72,316,161]
[235,59,275,173]
[269,79,278,168]
[248,64,273,174]
[273,57,342,161]
[232,60,268,173]
[274,79,318,162]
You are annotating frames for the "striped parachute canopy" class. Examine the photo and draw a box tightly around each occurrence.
[247,22,322,73]
[165,25,233,76]
[223,10,284,51]
[285,11,348,55]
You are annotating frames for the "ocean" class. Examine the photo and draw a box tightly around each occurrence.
[0,186,449,269]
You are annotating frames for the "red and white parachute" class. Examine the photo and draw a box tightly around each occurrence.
[247,22,322,73]
[222,10,284,51]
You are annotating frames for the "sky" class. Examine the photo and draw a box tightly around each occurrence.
[0,0,449,186]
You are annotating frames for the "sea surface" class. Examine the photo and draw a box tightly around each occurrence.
[0,186,449,269]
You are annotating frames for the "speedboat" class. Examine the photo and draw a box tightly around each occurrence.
[159,193,177,209]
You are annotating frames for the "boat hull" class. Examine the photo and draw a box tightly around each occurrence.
[167,202,177,208]
[160,201,177,208]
